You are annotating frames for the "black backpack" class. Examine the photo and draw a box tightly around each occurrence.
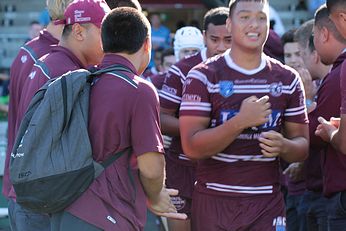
[10,64,135,213]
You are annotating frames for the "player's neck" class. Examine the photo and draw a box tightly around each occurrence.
[229,46,262,70]
[46,23,64,41]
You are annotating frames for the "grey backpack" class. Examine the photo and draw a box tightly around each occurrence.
[10,64,135,213]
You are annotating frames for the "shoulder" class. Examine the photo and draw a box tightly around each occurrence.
[265,55,299,81]
[188,54,225,80]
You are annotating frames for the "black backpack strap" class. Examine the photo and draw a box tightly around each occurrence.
[101,147,137,201]
[88,64,138,87]
[101,147,132,168]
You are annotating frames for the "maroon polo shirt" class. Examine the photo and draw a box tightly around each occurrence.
[322,52,346,197]
[264,29,284,63]
[67,54,164,230]
[4,29,58,198]
[303,54,346,193]
[7,45,85,199]
[341,57,346,114]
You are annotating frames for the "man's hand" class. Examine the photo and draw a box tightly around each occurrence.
[297,67,316,101]
[237,95,272,129]
[315,116,338,142]
[147,188,188,220]
[258,130,286,158]
[283,162,304,182]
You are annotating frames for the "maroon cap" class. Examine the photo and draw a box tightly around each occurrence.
[54,0,110,28]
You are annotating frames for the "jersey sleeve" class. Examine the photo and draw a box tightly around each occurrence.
[179,68,212,118]
[283,71,309,124]
[159,65,184,111]
[131,81,164,157]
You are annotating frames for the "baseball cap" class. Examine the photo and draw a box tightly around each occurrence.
[54,0,110,28]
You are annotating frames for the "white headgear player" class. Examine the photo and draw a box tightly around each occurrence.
[173,26,204,61]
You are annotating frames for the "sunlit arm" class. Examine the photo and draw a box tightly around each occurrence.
[179,115,246,159]
[160,107,180,137]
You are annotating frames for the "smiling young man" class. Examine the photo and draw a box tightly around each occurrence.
[179,0,309,230]
[159,7,231,231]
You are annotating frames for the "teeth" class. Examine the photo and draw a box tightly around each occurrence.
[247,32,259,38]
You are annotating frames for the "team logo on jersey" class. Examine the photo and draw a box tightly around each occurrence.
[170,196,186,211]
[269,82,283,97]
[219,81,234,98]
[21,55,27,63]
[273,216,286,231]
[28,71,36,80]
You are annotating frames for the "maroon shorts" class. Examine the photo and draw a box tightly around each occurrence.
[191,191,286,231]
[165,156,196,217]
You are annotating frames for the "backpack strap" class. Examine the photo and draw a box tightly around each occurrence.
[98,147,137,201]
[100,147,132,168]
[89,64,138,87]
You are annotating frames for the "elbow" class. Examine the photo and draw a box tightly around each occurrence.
[182,143,204,160]
[140,156,165,180]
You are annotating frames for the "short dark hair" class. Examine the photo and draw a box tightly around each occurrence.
[101,7,150,54]
[228,0,268,17]
[105,0,141,11]
[326,0,346,14]
[160,48,174,64]
[315,4,346,44]
[281,28,297,46]
[294,19,315,52]
[203,7,229,31]
[30,20,40,26]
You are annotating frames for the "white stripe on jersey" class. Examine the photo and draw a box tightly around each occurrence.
[211,153,276,163]
[284,105,306,117]
[170,65,186,82]
[107,73,138,89]
[159,90,181,104]
[178,154,191,161]
[180,101,212,112]
[21,47,37,63]
[33,63,50,80]
[285,105,305,112]
[187,70,301,95]
[282,76,299,90]
[206,182,273,194]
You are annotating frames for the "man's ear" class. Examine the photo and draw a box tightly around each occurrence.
[321,26,330,43]
[71,23,85,41]
[311,50,319,64]
[226,17,232,33]
[203,30,207,45]
[339,12,346,23]
[143,36,151,53]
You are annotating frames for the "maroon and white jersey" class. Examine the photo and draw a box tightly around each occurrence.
[180,49,308,197]
[159,49,207,165]
[4,29,58,198]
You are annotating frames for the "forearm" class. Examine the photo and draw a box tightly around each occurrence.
[182,115,245,159]
[160,113,180,136]
[279,137,309,163]
[140,171,164,203]
[328,115,346,154]
[330,129,346,154]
